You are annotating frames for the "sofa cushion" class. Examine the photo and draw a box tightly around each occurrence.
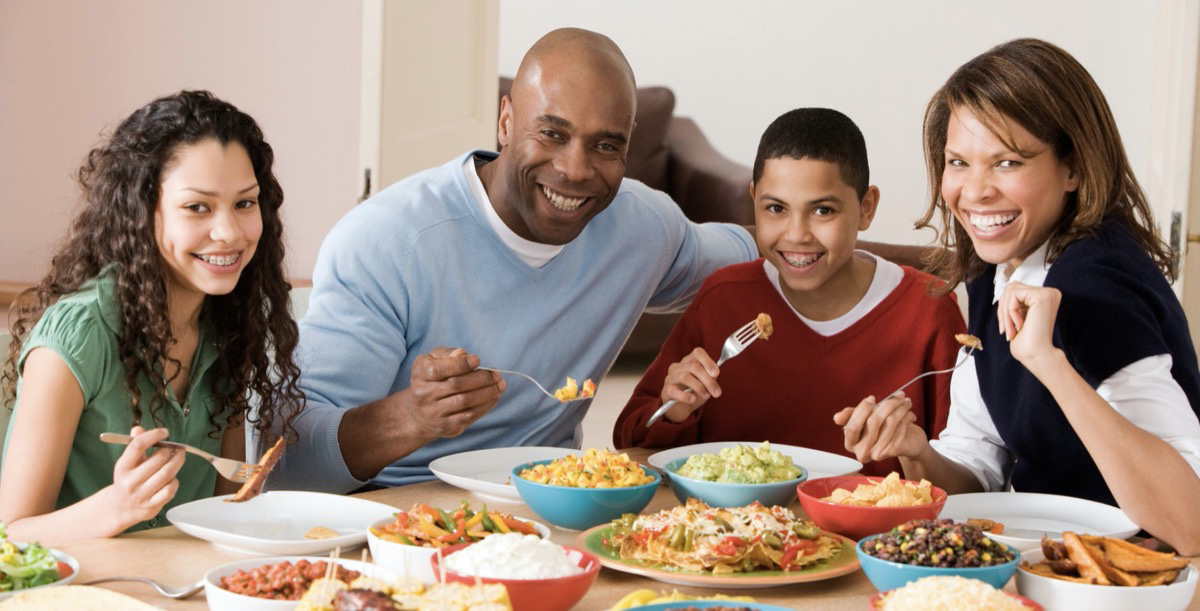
[497,77,674,191]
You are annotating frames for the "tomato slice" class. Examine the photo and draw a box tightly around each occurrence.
[55,561,73,579]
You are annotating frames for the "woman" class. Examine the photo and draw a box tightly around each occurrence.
[835,38,1200,554]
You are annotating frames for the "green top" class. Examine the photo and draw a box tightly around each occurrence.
[2,268,228,533]
[676,441,802,484]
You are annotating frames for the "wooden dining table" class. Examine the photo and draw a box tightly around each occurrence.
[54,448,1200,610]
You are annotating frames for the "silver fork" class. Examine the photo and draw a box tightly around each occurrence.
[882,344,979,400]
[645,318,764,427]
[477,367,593,403]
[82,576,205,599]
[99,432,261,483]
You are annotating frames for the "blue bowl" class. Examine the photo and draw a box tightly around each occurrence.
[511,459,660,531]
[663,457,807,508]
[856,535,1020,591]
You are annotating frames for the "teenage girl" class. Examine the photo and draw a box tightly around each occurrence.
[0,91,304,543]
[836,39,1200,554]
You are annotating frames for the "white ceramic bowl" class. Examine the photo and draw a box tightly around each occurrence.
[1016,547,1198,611]
[366,515,551,583]
[203,555,397,611]
[0,545,80,601]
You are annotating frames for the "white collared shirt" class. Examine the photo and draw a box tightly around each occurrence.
[930,241,1200,489]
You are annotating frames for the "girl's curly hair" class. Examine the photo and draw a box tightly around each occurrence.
[3,90,302,447]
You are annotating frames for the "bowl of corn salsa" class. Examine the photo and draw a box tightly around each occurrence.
[512,450,660,531]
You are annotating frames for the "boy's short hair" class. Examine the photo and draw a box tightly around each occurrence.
[752,108,870,199]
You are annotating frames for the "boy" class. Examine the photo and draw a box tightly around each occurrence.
[613,108,965,476]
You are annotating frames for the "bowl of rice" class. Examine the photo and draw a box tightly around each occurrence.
[429,533,600,611]
[870,575,1042,610]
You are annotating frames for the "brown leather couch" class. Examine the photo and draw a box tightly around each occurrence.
[498,78,754,355]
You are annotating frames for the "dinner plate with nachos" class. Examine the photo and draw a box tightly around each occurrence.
[578,525,859,588]
[576,499,860,588]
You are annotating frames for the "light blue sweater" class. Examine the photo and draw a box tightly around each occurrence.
[274,151,755,490]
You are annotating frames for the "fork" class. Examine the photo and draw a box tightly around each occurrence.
[99,432,261,483]
[477,367,593,403]
[82,576,205,599]
[645,318,764,427]
[882,344,979,401]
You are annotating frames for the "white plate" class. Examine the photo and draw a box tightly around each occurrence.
[166,491,397,555]
[941,492,1140,552]
[204,555,399,611]
[646,441,862,480]
[0,546,79,601]
[429,446,577,503]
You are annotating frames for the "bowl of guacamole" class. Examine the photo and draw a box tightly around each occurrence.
[664,442,807,508]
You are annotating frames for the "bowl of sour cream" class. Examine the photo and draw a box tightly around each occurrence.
[429,533,600,611]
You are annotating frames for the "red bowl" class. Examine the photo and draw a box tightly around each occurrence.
[797,475,947,540]
[429,541,600,611]
[869,589,1043,609]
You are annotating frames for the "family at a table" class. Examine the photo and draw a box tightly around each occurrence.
[3,27,1199,558]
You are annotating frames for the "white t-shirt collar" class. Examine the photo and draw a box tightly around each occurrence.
[464,156,564,268]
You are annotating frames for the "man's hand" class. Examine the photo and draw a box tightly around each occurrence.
[660,347,720,423]
[402,347,505,438]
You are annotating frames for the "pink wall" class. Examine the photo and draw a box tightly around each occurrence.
[0,1,363,283]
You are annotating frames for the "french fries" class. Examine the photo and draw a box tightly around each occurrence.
[1019,532,1187,587]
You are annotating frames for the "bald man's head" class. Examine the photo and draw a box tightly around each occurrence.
[480,28,638,245]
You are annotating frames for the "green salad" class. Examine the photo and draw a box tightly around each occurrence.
[0,523,63,593]
[675,441,802,483]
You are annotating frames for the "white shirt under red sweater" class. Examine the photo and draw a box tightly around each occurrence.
[614,255,966,476]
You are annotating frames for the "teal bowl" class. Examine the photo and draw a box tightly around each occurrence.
[511,459,660,531]
[856,535,1019,592]
[663,457,807,508]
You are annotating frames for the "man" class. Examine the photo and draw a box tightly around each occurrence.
[271,28,757,491]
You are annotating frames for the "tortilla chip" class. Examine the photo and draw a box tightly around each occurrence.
[305,525,340,540]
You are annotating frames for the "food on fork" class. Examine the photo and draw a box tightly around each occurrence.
[1020,532,1187,586]
[754,313,773,339]
[227,436,285,502]
[553,377,596,401]
[675,441,801,483]
[823,472,934,507]
[517,448,654,488]
[605,498,837,573]
[955,333,983,351]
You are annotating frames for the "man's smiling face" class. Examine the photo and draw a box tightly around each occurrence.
[489,54,636,245]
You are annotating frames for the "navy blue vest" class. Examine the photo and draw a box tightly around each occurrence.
[966,222,1200,506]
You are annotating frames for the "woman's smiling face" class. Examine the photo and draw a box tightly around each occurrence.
[941,107,1078,271]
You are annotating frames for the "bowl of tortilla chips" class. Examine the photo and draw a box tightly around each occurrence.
[797,473,946,540]
[1015,533,1197,610]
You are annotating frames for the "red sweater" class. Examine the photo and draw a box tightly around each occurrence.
[613,260,965,476]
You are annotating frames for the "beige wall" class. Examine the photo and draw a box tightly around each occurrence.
[498,0,1165,248]
[0,0,363,283]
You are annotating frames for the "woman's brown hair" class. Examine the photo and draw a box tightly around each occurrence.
[917,38,1174,289]
[2,90,302,445]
